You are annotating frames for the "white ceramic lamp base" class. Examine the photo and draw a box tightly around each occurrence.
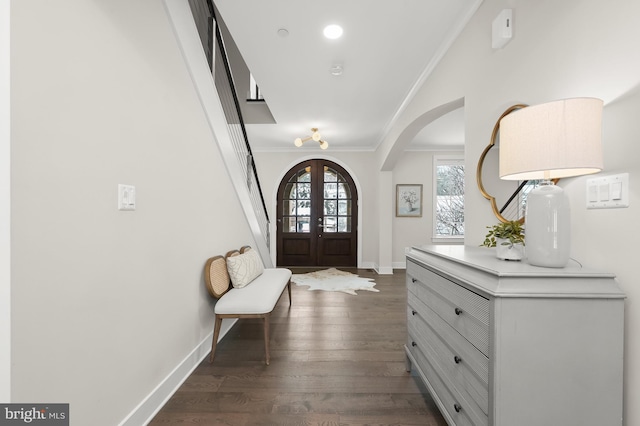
[525,182,570,268]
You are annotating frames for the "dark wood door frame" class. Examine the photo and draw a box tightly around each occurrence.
[276,159,358,267]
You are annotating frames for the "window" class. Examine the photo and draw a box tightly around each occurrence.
[282,167,311,233]
[322,166,353,233]
[281,165,353,234]
[433,156,464,241]
[248,73,263,101]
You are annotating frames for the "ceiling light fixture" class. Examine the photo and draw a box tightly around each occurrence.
[294,128,329,150]
[323,24,343,39]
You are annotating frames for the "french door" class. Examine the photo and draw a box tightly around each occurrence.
[276,159,358,267]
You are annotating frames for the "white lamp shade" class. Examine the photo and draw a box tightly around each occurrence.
[499,98,604,180]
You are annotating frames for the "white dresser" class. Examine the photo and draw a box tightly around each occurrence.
[405,245,625,426]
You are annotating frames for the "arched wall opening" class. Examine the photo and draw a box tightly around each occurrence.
[377,97,465,272]
[381,97,465,171]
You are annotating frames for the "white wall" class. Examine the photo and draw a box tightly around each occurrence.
[392,151,463,267]
[10,1,252,424]
[392,152,436,267]
[384,0,640,423]
[1,0,11,403]
[252,151,380,269]
[570,87,640,425]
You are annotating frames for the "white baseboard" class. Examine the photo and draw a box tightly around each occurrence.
[358,261,406,274]
[369,262,394,275]
[358,261,376,270]
[377,266,394,275]
[392,261,407,269]
[118,318,237,426]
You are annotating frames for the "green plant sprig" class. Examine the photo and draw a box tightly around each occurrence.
[481,220,525,247]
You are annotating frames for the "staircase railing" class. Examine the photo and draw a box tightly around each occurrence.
[184,0,270,251]
[211,17,270,248]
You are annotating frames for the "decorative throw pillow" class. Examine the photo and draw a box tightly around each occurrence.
[226,248,264,288]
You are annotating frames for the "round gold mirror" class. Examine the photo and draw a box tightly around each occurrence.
[477,104,560,223]
[477,104,528,223]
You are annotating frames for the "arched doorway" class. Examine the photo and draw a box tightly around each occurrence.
[276,159,358,267]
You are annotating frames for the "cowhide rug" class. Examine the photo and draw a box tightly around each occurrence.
[291,268,379,295]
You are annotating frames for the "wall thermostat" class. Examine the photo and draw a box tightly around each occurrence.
[492,9,513,49]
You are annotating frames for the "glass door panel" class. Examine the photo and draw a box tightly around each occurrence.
[322,167,352,234]
[282,168,311,233]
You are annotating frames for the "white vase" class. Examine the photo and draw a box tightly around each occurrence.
[495,238,525,261]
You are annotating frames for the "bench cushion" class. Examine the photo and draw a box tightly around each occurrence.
[214,268,292,315]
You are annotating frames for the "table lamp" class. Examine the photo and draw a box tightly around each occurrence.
[499,98,604,267]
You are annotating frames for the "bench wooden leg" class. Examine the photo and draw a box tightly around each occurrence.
[263,314,271,365]
[210,316,223,363]
[287,279,292,306]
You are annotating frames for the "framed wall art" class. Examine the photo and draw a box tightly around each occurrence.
[396,184,423,217]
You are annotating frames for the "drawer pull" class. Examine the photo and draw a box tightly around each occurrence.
[411,278,417,283]
[411,341,417,347]
[454,355,462,364]
[454,307,463,315]
[411,310,417,316]
[454,403,462,413]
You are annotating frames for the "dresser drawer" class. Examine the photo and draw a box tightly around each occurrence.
[407,298,489,392]
[408,301,489,417]
[407,334,484,426]
[407,259,490,356]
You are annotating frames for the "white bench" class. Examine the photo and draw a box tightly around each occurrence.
[204,246,292,365]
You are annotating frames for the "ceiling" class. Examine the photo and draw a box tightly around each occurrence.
[214,0,478,152]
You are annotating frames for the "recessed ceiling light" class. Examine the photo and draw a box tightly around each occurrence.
[330,64,343,76]
[277,28,289,37]
[323,24,343,39]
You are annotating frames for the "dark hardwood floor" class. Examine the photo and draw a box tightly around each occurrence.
[150,268,447,426]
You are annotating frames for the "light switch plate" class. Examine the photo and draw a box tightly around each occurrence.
[118,184,136,211]
[586,173,629,209]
